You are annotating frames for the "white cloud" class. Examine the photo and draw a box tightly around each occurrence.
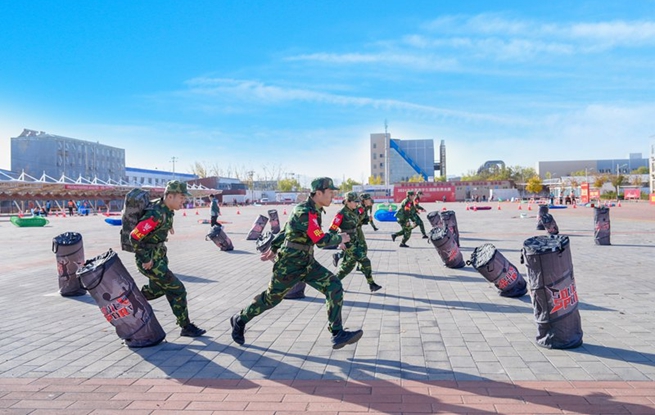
[182,77,521,124]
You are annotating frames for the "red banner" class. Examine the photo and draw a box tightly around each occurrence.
[623,189,640,200]
[393,183,456,203]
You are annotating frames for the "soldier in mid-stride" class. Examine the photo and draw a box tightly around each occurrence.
[230,177,364,350]
[131,180,206,337]
[329,192,382,292]
[412,191,428,239]
[391,190,417,247]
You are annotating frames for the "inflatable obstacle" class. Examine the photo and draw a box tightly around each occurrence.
[374,209,397,222]
[105,217,122,226]
[10,216,48,227]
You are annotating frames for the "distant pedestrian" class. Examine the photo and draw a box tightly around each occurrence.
[229,177,363,350]
[209,194,220,226]
[67,200,74,216]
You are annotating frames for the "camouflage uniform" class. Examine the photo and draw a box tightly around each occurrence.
[329,192,381,291]
[238,188,345,333]
[411,192,428,238]
[130,182,194,329]
[392,191,416,247]
[362,196,378,231]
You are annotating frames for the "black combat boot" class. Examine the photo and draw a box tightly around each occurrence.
[331,329,363,349]
[230,314,246,345]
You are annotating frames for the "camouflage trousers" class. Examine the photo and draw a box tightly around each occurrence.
[337,241,375,285]
[392,218,414,244]
[240,257,344,333]
[136,247,189,327]
[411,214,427,237]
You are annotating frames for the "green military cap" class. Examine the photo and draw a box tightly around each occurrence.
[359,193,372,201]
[311,177,339,192]
[344,191,358,202]
[165,180,192,196]
[406,190,415,196]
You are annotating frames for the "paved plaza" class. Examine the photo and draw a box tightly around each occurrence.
[1,200,654,413]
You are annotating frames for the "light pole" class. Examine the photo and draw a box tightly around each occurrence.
[616,163,627,177]
[585,167,594,184]
[170,156,178,180]
[248,170,254,204]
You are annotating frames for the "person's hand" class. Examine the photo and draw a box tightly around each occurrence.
[260,249,276,262]
[169,227,175,235]
[339,233,350,244]
[338,242,347,250]
[142,260,154,270]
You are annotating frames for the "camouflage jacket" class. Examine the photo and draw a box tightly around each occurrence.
[270,197,342,262]
[328,205,360,247]
[355,204,369,242]
[395,197,416,221]
[130,199,173,263]
[413,197,425,213]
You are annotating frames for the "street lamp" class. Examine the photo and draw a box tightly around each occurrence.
[170,156,178,180]
[616,164,627,176]
[585,167,594,184]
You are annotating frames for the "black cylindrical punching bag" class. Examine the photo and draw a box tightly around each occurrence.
[246,215,269,240]
[439,210,460,247]
[268,209,281,234]
[594,206,611,245]
[521,235,583,349]
[426,211,443,229]
[536,205,549,230]
[206,224,234,251]
[540,213,559,235]
[429,226,465,268]
[77,249,166,348]
[468,243,527,297]
[52,232,86,297]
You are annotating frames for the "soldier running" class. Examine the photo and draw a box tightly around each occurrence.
[329,192,382,292]
[412,191,428,239]
[391,190,416,247]
[230,177,364,350]
[130,180,206,337]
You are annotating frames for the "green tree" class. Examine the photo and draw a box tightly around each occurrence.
[277,178,301,192]
[340,178,361,193]
[632,166,649,174]
[525,176,543,195]
[610,174,625,196]
[408,174,425,183]
[593,175,607,189]
[368,175,383,185]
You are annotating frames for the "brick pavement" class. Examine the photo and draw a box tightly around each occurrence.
[1,201,654,413]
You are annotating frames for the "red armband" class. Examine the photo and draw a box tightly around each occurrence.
[130,217,159,241]
[329,212,343,232]
[307,212,325,243]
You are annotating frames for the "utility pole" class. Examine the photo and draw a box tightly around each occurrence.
[384,119,389,188]
[170,156,178,180]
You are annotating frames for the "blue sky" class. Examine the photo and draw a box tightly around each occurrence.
[1,1,654,185]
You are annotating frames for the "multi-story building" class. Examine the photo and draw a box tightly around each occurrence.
[537,154,649,179]
[10,129,125,182]
[125,167,197,188]
[370,133,443,184]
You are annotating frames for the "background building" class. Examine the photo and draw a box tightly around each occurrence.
[537,154,648,179]
[11,129,125,182]
[370,133,444,184]
[125,167,197,188]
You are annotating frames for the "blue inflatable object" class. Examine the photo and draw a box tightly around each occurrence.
[549,205,568,209]
[374,209,397,222]
[105,217,122,226]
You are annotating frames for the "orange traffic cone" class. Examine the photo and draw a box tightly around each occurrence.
[283,208,287,215]
[528,203,532,211]
[465,203,469,211]
[183,211,187,217]
[237,208,241,215]
[518,203,522,210]
[18,211,23,218]
[195,210,199,215]
[473,205,477,212]
[618,200,622,207]
[56,211,60,217]
[573,203,577,209]
[497,202,501,210]
[442,206,447,211]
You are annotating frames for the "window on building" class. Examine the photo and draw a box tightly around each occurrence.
[373,143,376,148]
[373,153,377,159]
[379,162,384,168]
